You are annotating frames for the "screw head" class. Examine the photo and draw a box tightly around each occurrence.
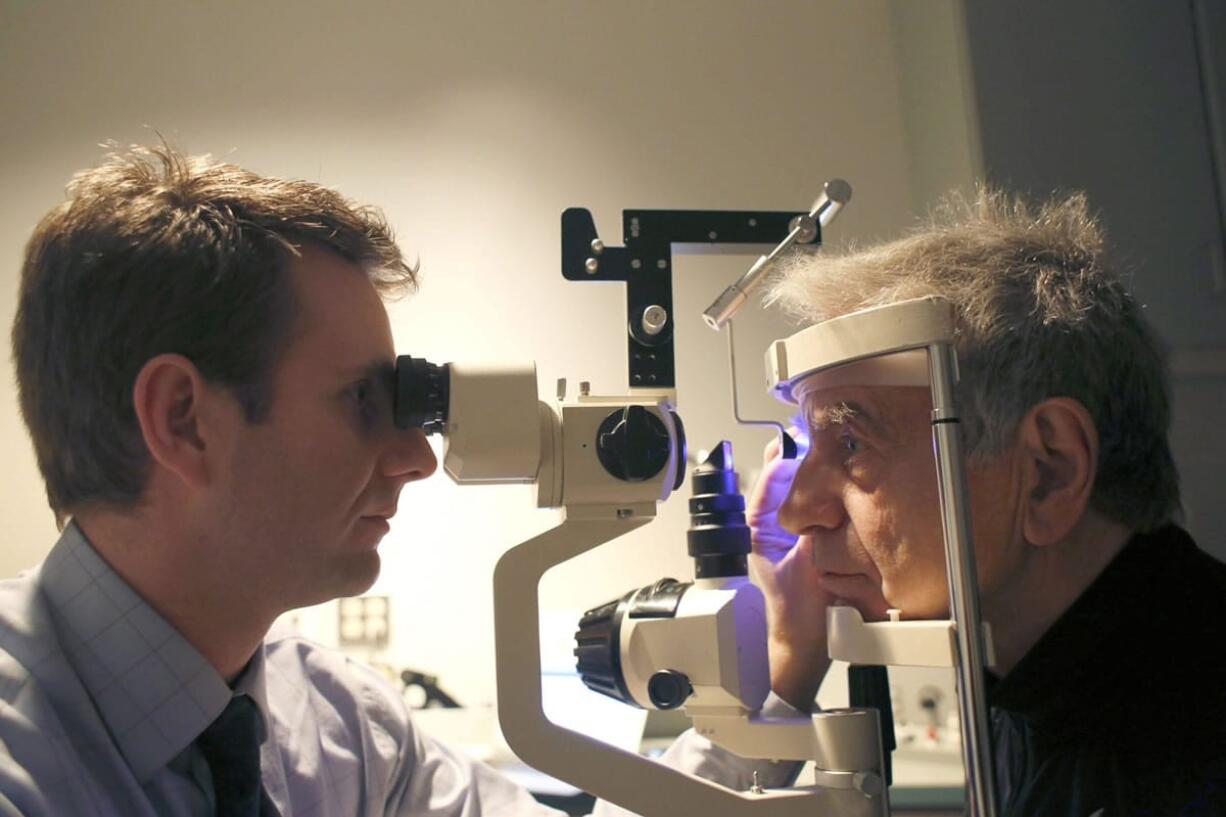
[641,304,668,336]
[852,772,882,797]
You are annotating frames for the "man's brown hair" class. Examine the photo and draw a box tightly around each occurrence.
[12,144,415,525]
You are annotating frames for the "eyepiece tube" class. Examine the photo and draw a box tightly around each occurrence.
[394,356,450,434]
[394,357,544,483]
[687,441,751,579]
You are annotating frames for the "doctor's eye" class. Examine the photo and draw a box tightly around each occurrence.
[347,380,383,427]
[348,381,372,405]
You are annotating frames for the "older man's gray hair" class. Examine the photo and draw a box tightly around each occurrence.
[767,188,1178,532]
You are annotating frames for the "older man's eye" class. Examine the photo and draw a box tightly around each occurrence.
[839,430,863,457]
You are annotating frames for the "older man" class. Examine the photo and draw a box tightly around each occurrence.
[749,190,1226,816]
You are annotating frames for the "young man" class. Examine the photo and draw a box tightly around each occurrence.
[0,146,791,816]
[748,190,1226,816]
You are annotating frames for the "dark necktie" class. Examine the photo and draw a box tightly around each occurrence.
[196,694,276,816]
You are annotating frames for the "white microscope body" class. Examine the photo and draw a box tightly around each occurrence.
[412,369,890,816]
[393,187,998,816]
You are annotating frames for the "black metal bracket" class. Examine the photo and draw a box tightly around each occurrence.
[562,207,819,389]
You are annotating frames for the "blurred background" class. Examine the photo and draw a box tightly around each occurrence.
[2,1,1223,811]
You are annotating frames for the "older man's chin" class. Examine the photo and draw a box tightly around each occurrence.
[833,599,892,623]
[821,577,892,622]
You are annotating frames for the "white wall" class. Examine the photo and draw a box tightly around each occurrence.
[0,1,977,709]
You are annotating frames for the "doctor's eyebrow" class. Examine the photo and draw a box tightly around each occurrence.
[336,361,398,406]
[340,360,396,384]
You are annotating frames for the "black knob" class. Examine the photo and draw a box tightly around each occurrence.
[575,580,694,709]
[647,670,693,710]
[596,406,672,482]
[574,592,636,706]
[669,410,688,491]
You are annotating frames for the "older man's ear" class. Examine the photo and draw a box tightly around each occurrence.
[1016,397,1100,547]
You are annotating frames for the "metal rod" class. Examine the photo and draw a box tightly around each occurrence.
[927,341,997,817]
[808,178,853,228]
[725,321,796,458]
[702,180,852,330]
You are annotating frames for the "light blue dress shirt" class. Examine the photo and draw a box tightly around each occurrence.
[0,524,799,816]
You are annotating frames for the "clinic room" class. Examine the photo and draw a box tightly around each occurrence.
[1,2,1224,816]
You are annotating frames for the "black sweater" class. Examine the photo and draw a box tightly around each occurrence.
[986,526,1226,816]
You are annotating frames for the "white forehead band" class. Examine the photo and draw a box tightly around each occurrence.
[788,349,931,403]
[765,297,956,405]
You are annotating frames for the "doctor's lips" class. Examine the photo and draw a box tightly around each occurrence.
[360,503,399,524]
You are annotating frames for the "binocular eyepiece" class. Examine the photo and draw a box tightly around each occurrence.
[393,356,449,435]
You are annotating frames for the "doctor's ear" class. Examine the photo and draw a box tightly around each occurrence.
[1016,397,1099,547]
[131,354,215,490]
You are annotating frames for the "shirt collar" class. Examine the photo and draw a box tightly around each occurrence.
[40,522,235,782]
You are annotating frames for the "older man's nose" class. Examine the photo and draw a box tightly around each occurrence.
[777,455,846,534]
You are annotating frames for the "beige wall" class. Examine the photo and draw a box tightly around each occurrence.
[0,1,977,707]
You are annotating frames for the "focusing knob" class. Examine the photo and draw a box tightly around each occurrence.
[669,410,688,491]
[596,406,672,482]
[647,670,693,710]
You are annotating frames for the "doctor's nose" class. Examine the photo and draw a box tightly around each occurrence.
[381,427,438,483]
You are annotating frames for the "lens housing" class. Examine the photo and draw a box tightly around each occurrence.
[686,441,751,579]
[574,578,692,707]
[394,355,450,434]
